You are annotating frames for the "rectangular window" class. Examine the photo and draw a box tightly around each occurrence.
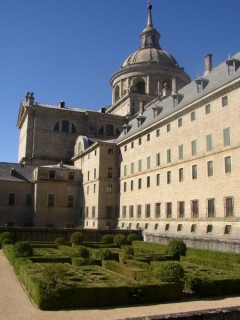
[138,138,142,145]
[167,171,171,184]
[156,129,160,137]
[167,124,171,132]
[178,201,185,218]
[107,167,112,178]
[179,168,184,182]
[94,184,96,193]
[191,224,197,233]
[178,144,183,160]
[131,142,134,149]
[156,173,160,186]
[106,184,112,193]
[191,140,197,156]
[205,104,211,114]
[177,224,183,231]
[222,95,228,107]
[130,180,134,191]
[147,133,150,141]
[166,202,172,218]
[26,194,32,206]
[206,134,213,151]
[62,120,69,132]
[106,206,113,218]
[154,223,159,230]
[49,170,56,179]
[68,172,75,180]
[124,145,127,152]
[68,195,74,208]
[123,182,127,192]
[8,193,15,206]
[147,176,151,188]
[137,205,142,218]
[138,159,142,172]
[156,153,160,166]
[224,225,232,234]
[155,203,161,218]
[225,156,231,173]
[129,205,134,218]
[225,197,234,217]
[138,178,142,189]
[207,198,215,218]
[145,204,151,218]
[122,206,126,218]
[108,148,113,154]
[167,149,171,163]
[223,128,230,146]
[147,156,151,169]
[124,165,127,176]
[207,224,213,233]
[130,162,134,174]
[191,200,199,218]
[48,194,54,207]
[178,118,182,127]
[87,171,90,181]
[92,206,95,218]
[207,160,213,177]
[191,111,196,121]
[192,164,197,179]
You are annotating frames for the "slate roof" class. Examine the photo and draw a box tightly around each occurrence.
[116,52,240,143]
[0,163,36,182]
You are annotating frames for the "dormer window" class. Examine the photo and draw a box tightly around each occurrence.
[123,124,131,135]
[152,106,162,118]
[136,115,146,127]
[226,58,240,76]
[172,93,183,107]
[195,78,208,93]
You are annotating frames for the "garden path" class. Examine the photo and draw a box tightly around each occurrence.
[1,250,240,320]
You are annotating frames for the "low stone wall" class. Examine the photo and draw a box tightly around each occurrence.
[0,227,142,242]
[144,233,240,253]
[121,307,240,320]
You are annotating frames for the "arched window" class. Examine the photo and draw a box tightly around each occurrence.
[106,124,114,136]
[53,120,77,134]
[136,81,145,94]
[98,126,104,135]
[114,85,120,102]
[54,122,59,132]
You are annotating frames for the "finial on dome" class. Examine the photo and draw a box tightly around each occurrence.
[147,0,153,27]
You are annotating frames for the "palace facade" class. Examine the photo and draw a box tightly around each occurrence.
[1,4,240,243]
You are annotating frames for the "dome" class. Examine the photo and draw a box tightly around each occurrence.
[122,47,179,68]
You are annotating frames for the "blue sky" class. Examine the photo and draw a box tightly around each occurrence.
[0,0,240,163]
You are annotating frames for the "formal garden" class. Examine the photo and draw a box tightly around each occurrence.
[1,231,240,310]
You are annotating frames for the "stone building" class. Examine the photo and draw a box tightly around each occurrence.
[1,4,240,244]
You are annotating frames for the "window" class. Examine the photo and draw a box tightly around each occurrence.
[94,184,96,193]
[166,202,172,218]
[147,134,150,141]
[137,205,142,218]
[131,142,134,149]
[156,174,160,186]
[85,207,89,217]
[124,145,127,152]
[129,205,134,218]
[138,178,142,189]
[205,104,211,114]
[225,156,231,173]
[191,224,197,233]
[177,224,183,231]
[26,194,32,206]
[107,167,112,178]
[165,223,170,231]
[222,95,228,107]
[207,160,213,177]
[124,165,127,176]
[49,170,56,179]
[106,206,113,218]
[92,206,95,218]
[178,118,182,127]
[68,195,74,208]
[130,180,134,191]
[48,194,54,207]
[68,172,75,180]
[123,182,127,192]
[224,225,232,234]
[147,176,150,188]
[145,204,151,218]
[206,224,213,233]
[167,149,171,163]
[223,128,230,146]
[87,186,89,195]
[191,140,197,156]
[206,134,213,151]
[156,129,160,137]
[192,165,197,179]
[179,168,184,182]
[178,144,183,160]
[138,159,142,172]
[225,197,234,217]
[122,206,126,218]
[191,111,196,121]
[147,156,151,169]
[106,184,112,193]
[154,223,159,230]
[178,201,185,218]
[145,223,149,229]
[207,198,215,218]
[167,124,171,132]
[8,193,15,206]
[108,148,113,154]
[138,138,142,145]
[156,153,160,166]
[62,120,69,132]
[191,200,199,218]
[227,59,240,76]
[155,203,161,218]
[167,171,171,184]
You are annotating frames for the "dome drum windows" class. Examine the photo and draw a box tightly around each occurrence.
[54,120,77,133]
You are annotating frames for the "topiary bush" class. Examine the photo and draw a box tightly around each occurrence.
[114,234,127,247]
[75,245,89,258]
[70,232,84,246]
[0,232,14,247]
[13,241,33,258]
[101,234,114,244]
[41,264,67,288]
[100,249,115,260]
[55,237,65,245]
[167,238,187,260]
[158,261,184,283]
[126,233,138,245]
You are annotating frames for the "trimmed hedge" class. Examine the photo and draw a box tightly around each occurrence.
[102,260,146,281]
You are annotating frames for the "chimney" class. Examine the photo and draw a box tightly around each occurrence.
[59,101,65,108]
[171,77,177,95]
[204,54,212,76]
[25,92,34,106]
[139,101,145,114]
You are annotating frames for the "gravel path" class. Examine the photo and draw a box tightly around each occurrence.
[1,249,240,320]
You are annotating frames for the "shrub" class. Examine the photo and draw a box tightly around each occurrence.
[1,238,14,246]
[70,232,83,245]
[101,234,114,244]
[75,245,89,258]
[167,238,187,260]
[120,246,135,263]
[158,261,184,283]
[100,249,115,260]
[114,234,127,247]
[0,232,14,246]
[55,237,65,245]
[126,233,138,245]
[14,241,33,258]
[41,264,67,288]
